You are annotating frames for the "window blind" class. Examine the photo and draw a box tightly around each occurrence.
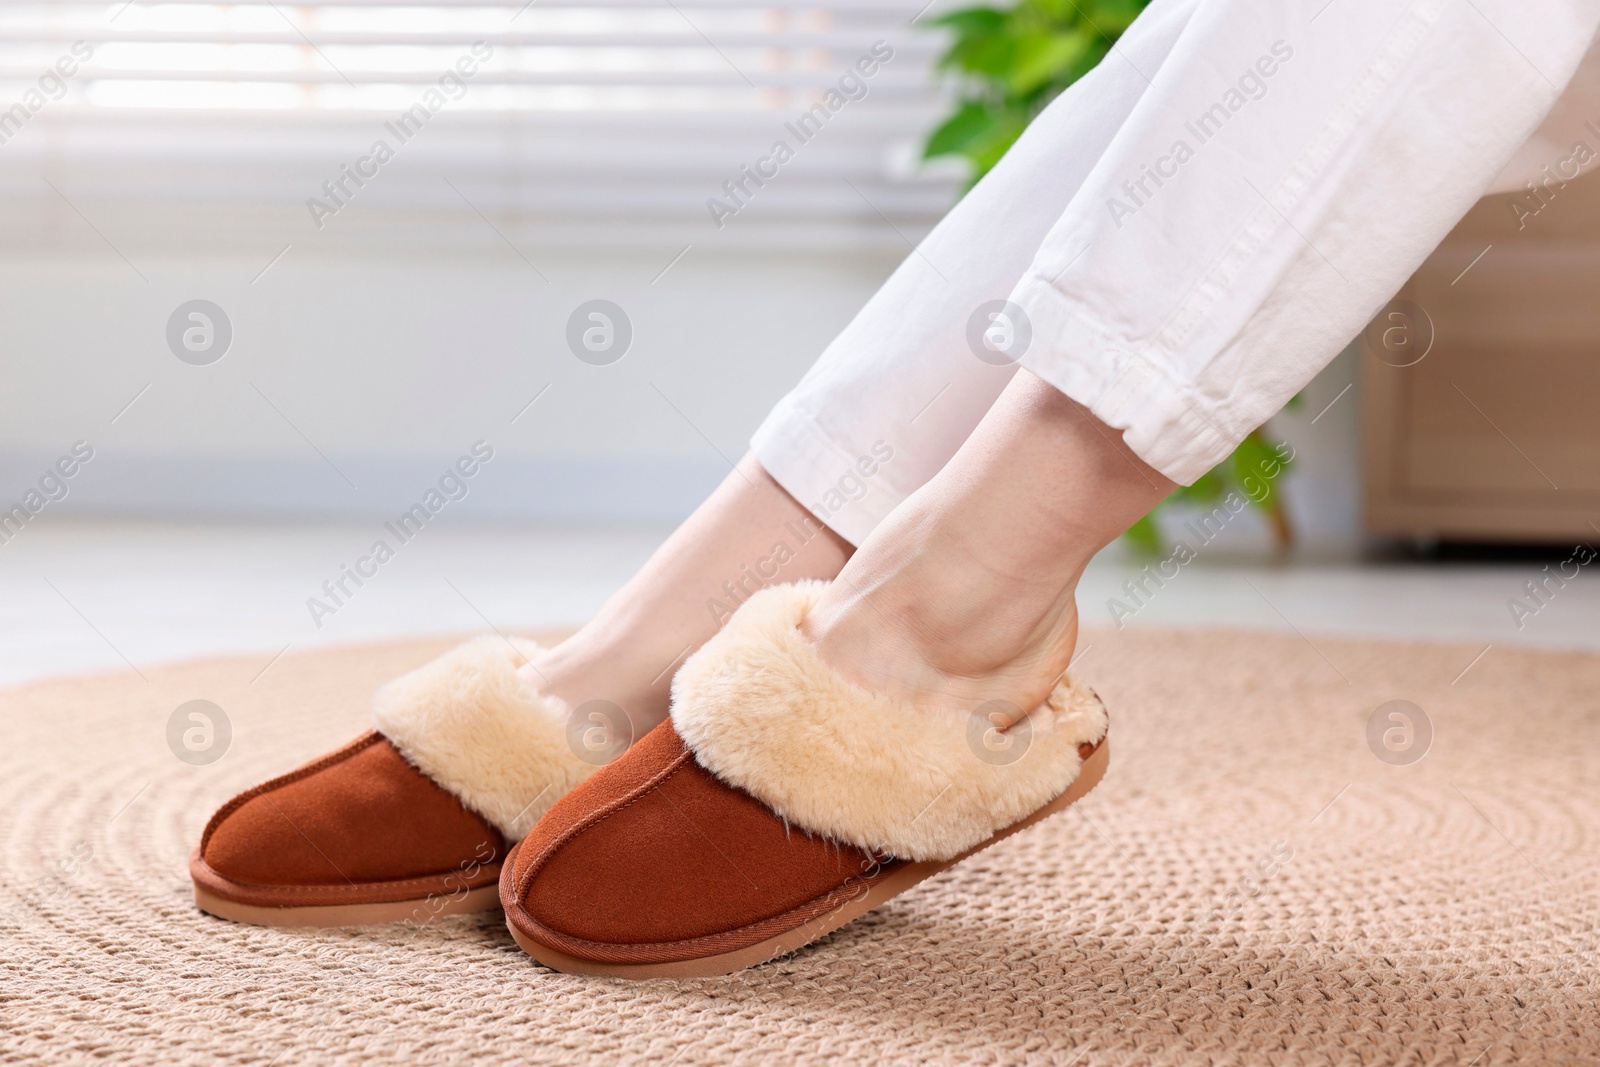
[0,1,959,250]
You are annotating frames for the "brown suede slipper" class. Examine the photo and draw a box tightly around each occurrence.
[191,635,600,927]
[501,582,1110,977]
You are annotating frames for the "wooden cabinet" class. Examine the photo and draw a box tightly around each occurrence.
[1363,170,1600,543]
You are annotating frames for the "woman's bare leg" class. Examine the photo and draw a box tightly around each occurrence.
[519,452,851,731]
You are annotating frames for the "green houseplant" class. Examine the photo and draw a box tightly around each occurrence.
[922,0,1295,552]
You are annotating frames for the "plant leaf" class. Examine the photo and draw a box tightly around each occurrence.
[1006,28,1093,96]
[923,100,1001,159]
[1123,513,1164,555]
[961,105,1031,174]
[928,6,1009,35]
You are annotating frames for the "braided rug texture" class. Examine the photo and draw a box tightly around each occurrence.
[2,628,1598,1066]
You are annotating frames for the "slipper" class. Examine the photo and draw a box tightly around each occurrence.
[190,636,598,927]
[501,582,1108,977]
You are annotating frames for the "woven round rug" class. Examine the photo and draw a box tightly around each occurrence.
[2,627,1598,1065]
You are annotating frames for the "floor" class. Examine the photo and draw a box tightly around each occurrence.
[15,624,1594,1066]
[2,518,1597,689]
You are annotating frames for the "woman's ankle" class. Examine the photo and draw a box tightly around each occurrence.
[518,629,675,734]
[515,452,853,735]
[805,591,1080,722]
[800,372,1172,720]
[801,507,1085,719]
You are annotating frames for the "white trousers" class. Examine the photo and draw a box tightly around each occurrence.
[751,0,1600,546]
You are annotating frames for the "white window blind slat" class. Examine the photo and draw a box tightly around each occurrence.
[1,1,958,249]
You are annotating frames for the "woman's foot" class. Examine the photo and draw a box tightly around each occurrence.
[519,452,852,733]
[802,370,1175,723]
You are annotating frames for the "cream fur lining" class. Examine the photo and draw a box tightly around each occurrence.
[670,582,1108,863]
[371,636,592,840]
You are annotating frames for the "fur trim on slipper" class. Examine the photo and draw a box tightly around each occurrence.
[669,581,1107,862]
[372,636,591,840]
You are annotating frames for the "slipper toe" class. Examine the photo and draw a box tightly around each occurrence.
[191,731,505,922]
[503,721,893,970]
[192,633,592,926]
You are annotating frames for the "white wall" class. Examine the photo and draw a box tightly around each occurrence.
[0,245,904,520]
[0,246,1363,551]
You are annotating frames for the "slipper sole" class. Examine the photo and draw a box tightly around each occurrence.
[193,882,501,927]
[191,851,502,928]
